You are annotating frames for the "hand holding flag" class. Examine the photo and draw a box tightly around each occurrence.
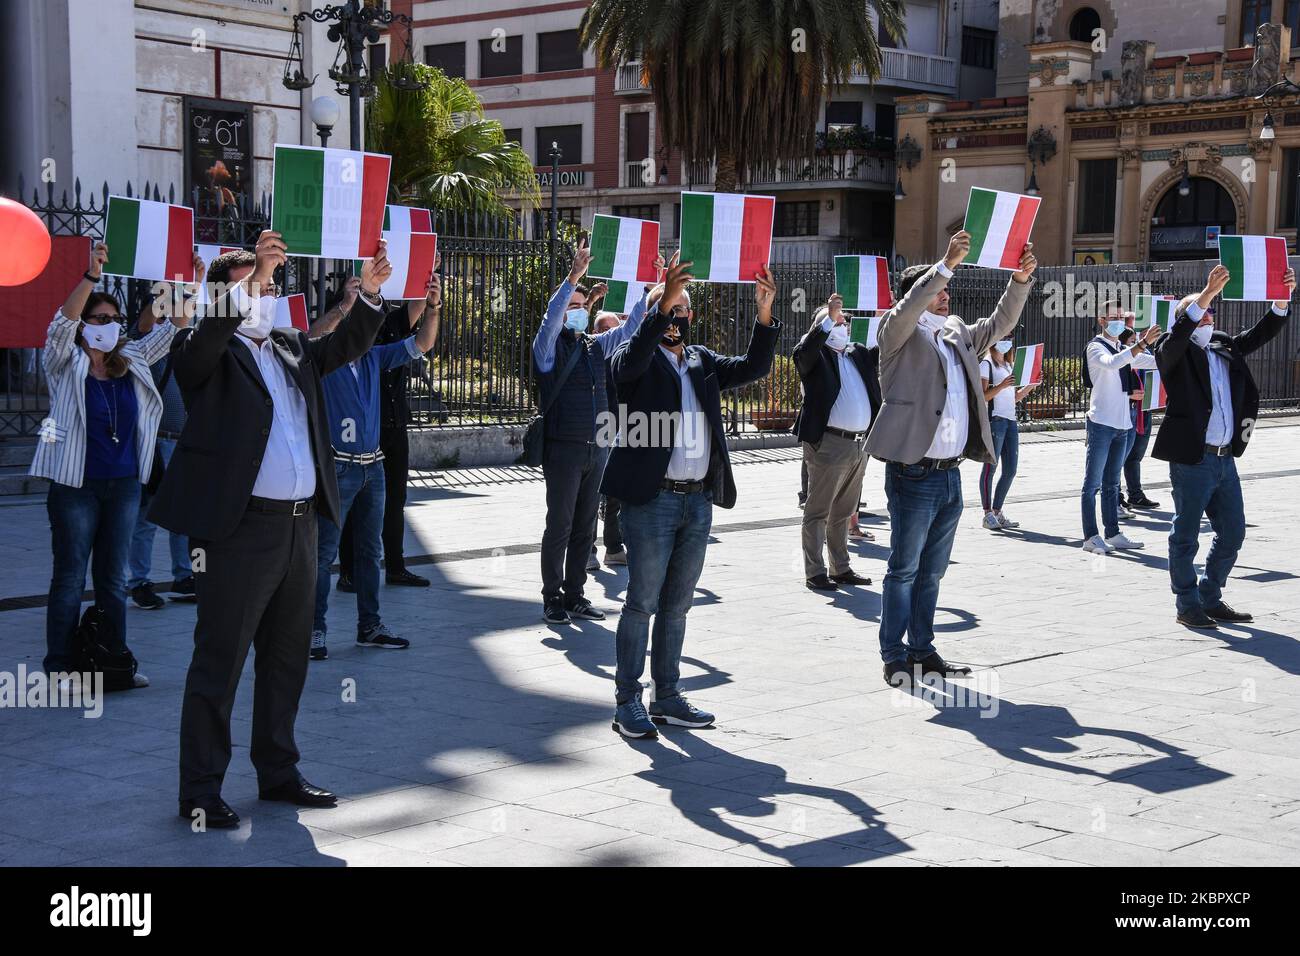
[658,251,694,315]
[250,231,286,297]
[1277,267,1296,309]
[755,266,776,325]
[1012,242,1038,283]
[360,239,391,296]
[943,231,971,271]
[1197,264,1232,310]
[568,236,592,285]
[88,242,108,281]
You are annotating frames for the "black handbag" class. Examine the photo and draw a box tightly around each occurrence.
[520,340,585,466]
[69,606,139,692]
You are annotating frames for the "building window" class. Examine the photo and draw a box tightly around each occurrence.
[533,207,582,237]
[538,29,584,73]
[368,43,387,73]
[877,16,896,49]
[1289,0,1300,44]
[1279,149,1300,228]
[875,104,896,140]
[612,204,659,221]
[1068,8,1101,44]
[961,27,996,70]
[1240,0,1269,46]
[773,201,819,237]
[1153,177,1235,226]
[502,128,522,145]
[536,125,582,165]
[825,101,862,129]
[424,42,466,78]
[1075,158,1117,234]
[479,34,523,78]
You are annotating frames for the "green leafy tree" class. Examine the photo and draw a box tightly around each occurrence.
[580,0,906,192]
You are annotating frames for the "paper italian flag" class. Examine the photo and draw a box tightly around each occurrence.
[1133,295,1178,332]
[275,293,309,332]
[1011,343,1044,386]
[598,280,639,314]
[962,187,1041,271]
[834,256,894,311]
[1141,369,1167,411]
[271,143,391,259]
[589,214,659,283]
[354,231,438,300]
[1217,235,1290,301]
[193,245,241,306]
[102,196,195,283]
[678,191,775,283]
[384,204,433,233]
[849,315,882,349]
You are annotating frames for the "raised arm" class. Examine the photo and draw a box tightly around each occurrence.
[45,242,107,376]
[967,244,1037,355]
[310,276,360,339]
[591,285,650,358]
[1156,265,1231,375]
[713,266,780,391]
[1232,267,1293,357]
[533,238,590,374]
[305,242,391,376]
[612,252,691,384]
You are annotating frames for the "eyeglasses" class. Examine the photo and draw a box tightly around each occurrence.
[85,313,123,323]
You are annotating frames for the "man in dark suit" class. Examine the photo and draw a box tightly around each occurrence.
[1154,263,1292,629]
[601,253,779,739]
[792,293,881,592]
[149,230,391,829]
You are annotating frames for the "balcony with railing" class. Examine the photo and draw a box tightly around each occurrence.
[614,61,650,94]
[684,152,895,190]
[852,49,957,94]
[625,160,653,188]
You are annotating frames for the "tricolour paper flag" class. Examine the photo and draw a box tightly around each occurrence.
[589,214,660,284]
[1133,295,1178,332]
[849,315,882,349]
[834,256,894,311]
[355,231,438,300]
[275,293,309,332]
[1218,235,1290,301]
[271,143,391,259]
[962,187,1041,271]
[679,190,775,283]
[102,196,195,283]
[1141,369,1167,411]
[1011,343,1044,386]
[599,280,635,314]
[384,205,433,233]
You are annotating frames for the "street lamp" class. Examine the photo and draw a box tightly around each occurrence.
[547,142,561,292]
[310,96,339,147]
[1177,163,1192,198]
[895,134,921,203]
[1026,126,1057,197]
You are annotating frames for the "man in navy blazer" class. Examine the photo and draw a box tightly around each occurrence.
[601,253,779,738]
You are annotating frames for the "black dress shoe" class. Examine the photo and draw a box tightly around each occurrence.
[386,569,430,587]
[1204,602,1252,623]
[806,574,838,592]
[1128,494,1160,509]
[883,660,911,687]
[259,776,337,807]
[336,574,355,593]
[908,652,971,677]
[1176,608,1219,629]
[178,794,240,829]
[830,570,873,586]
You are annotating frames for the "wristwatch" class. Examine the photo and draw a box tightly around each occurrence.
[360,288,382,305]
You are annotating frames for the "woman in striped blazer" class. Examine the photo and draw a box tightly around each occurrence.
[32,241,181,677]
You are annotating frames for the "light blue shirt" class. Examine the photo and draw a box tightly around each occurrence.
[531,279,650,373]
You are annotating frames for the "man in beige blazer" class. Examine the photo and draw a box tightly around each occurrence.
[865,230,1036,686]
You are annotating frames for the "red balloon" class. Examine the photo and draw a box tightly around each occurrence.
[0,197,53,286]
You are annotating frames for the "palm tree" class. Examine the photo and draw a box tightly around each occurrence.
[580,0,905,192]
[366,62,541,217]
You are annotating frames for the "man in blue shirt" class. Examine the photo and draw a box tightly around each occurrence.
[309,271,443,660]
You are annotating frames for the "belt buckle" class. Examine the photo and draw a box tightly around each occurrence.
[292,500,308,517]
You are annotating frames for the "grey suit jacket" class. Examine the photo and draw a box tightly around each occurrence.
[863,263,1034,465]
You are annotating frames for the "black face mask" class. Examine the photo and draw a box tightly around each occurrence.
[662,310,690,347]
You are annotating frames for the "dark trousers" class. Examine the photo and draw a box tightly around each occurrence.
[1124,405,1152,495]
[540,439,608,602]
[602,496,623,551]
[339,425,410,577]
[178,504,317,801]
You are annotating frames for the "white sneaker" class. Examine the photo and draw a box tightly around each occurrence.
[1120,505,1137,520]
[982,513,1002,531]
[1106,533,1145,551]
[1082,534,1114,554]
[132,673,150,688]
[996,512,1020,529]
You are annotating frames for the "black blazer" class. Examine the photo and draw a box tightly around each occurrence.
[600,304,780,509]
[148,291,385,541]
[790,318,881,443]
[1152,304,1289,464]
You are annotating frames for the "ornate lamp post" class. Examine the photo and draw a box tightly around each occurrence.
[1025,126,1057,197]
[895,134,921,201]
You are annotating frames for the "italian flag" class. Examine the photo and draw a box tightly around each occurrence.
[849,315,882,349]
[679,191,775,283]
[834,256,894,311]
[589,213,659,281]
[1134,295,1178,332]
[193,245,241,306]
[354,231,438,300]
[963,187,1041,270]
[1142,369,1167,411]
[275,293,309,332]
[1011,343,1044,386]
[1218,235,1290,301]
[102,196,195,283]
[600,280,638,314]
[271,143,391,259]
[384,204,433,233]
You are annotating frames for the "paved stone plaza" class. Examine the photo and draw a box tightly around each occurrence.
[1,419,1298,867]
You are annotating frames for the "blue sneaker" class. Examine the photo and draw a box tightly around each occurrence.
[612,696,658,739]
[649,694,715,728]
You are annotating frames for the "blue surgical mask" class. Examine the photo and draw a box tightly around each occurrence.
[1105,320,1127,339]
[564,308,588,332]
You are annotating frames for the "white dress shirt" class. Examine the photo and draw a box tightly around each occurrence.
[819,316,873,433]
[983,359,1017,421]
[660,345,711,481]
[1086,335,1156,430]
[917,308,970,460]
[1185,302,1238,447]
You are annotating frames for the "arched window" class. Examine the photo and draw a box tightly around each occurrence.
[1068,8,1102,44]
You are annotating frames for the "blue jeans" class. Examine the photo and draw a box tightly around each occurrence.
[1124,405,1152,495]
[45,477,139,672]
[315,460,385,633]
[878,462,963,664]
[979,417,1019,512]
[1081,418,1130,540]
[614,489,712,703]
[128,438,191,588]
[1168,453,1245,614]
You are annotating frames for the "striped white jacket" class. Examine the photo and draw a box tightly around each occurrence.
[30,310,176,488]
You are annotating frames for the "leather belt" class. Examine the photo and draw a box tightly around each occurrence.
[248,495,314,517]
[333,448,385,465]
[823,425,868,442]
[157,430,183,441]
[661,478,706,494]
[890,456,964,471]
[1204,442,1232,458]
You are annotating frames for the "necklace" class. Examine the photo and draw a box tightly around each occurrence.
[93,377,120,444]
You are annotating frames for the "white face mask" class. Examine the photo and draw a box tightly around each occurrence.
[81,321,121,353]
[238,294,277,339]
[1191,324,1214,349]
[919,311,946,333]
[826,324,850,351]
[993,340,1013,355]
